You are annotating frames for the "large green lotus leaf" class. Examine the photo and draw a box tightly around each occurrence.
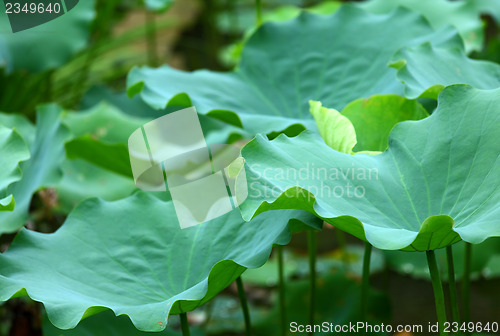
[0,105,71,234]
[127,5,459,135]
[0,192,301,332]
[359,0,490,53]
[0,0,95,73]
[240,85,500,251]
[391,43,500,100]
[0,125,30,211]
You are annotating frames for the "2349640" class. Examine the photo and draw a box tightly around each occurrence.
[5,2,61,14]
[443,322,499,334]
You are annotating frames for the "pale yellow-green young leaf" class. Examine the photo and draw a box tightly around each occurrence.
[309,100,357,154]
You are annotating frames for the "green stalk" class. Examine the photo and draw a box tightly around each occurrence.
[446,245,461,325]
[180,313,191,336]
[335,228,349,271]
[45,70,54,102]
[226,0,239,34]
[307,230,317,335]
[255,0,262,26]
[361,242,372,322]
[277,245,286,336]
[462,243,472,324]
[146,10,158,66]
[236,276,251,336]
[426,250,447,336]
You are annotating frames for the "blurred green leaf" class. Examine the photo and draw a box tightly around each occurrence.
[145,0,174,12]
[359,0,488,53]
[0,0,96,73]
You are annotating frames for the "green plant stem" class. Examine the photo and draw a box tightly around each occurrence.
[236,276,251,336]
[180,313,191,336]
[462,243,472,325]
[277,245,286,336]
[427,250,447,336]
[446,245,461,325]
[255,0,262,26]
[361,242,372,322]
[145,10,158,66]
[45,70,54,102]
[307,230,317,335]
[71,45,94,107]
[336,228,349,271]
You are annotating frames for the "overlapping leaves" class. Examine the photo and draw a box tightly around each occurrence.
[391,43,500,99]
[128,5,459,135]
[0,124,30,211]
[311,95,428,154]
[0,192,300,331]
[359,0,500,53]
[240,85,500,251]
[0,105,70,234]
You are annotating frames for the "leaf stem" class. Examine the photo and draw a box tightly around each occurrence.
[255,0,262,26]
[427,250,447,336]
[361,242,372,322]
[180,312,191,336]
[307,230,317,335]
[462,243,472,325]
[236,276,252,336]
[336,229,349,271]
[145,10,158,66]
[446,245,461,325]
[277,245,286,336]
